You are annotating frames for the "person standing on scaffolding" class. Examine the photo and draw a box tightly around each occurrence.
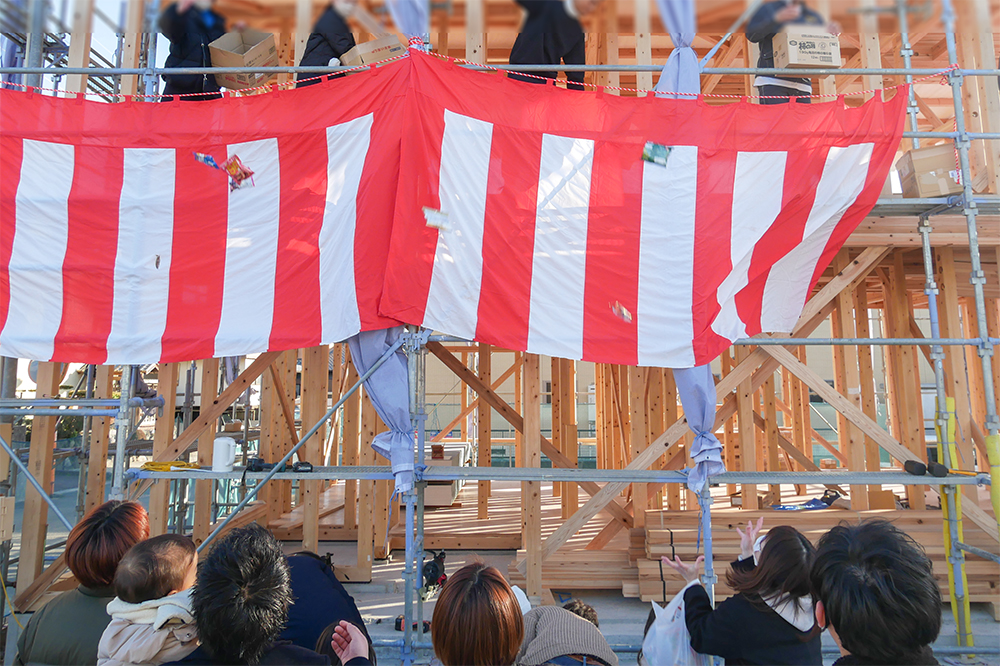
[296,0,357,88]
[159,0,227,101]
[508,0,602,91]
[747,0,840,104]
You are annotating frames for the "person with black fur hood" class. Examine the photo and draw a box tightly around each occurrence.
[159,0,227,100]
[508,0,601,91]
[296,0,357,88]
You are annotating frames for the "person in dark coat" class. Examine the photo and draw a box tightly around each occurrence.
[664,520,822,666]
[812,520,941,665]
[162,525,328,666]
[508,0,600,91]
[746,0,839,104]
[158,0,227,100]
[296,1,357,88]
[280,551,373,662]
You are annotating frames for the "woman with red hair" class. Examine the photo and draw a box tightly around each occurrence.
[16,500,149,665]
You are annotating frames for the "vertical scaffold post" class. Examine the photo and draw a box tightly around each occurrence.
[698,484,716,603]
[111,366,136,500]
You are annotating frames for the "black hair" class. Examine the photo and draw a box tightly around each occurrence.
[811,519,942,663]
[191,524,293,664]
[114,533,196,603]
[563,599,598,627]
[727,525,815,616]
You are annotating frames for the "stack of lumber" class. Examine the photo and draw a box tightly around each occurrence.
[638,508,999,610]
[508,548,639,593]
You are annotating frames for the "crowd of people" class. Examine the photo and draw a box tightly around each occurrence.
[159,0,839,104]
[13,499,943,666]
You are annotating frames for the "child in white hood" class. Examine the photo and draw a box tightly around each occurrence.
[98,534,199,666]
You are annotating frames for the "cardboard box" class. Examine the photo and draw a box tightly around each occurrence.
[773,27,841,69]
[896,145,964,198]
[340,35,407,68]
[209,29,279,91]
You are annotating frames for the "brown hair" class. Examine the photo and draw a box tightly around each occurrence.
[563,599,598,627]
[114,534,196,604]
[431,562,524,666]
[727,525,815,611]
[66,500,149,589]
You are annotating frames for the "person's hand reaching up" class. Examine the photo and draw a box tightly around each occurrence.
[737,517,764,561]
[331,621,370,665]
[662,555,704,585]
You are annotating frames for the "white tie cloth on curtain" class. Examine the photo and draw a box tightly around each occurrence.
[673,365,725,492]
[347,327,415,493]
[385,0,430,46]
[653,0,700,98]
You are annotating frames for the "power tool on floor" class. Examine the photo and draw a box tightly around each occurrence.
[419,549,447,601]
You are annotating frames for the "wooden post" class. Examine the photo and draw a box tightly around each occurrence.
[955,0,1000,193]
[356,392,377,578]
[301,345,329,552]
[722,352,738,496]
[465,0,485,64]
[65,0,95,94]
[119,0,145,98]
[936,248,977,499]
[736,346,758,509]
[373,406,391,560]
[763,373,781,502]
[595,363,606,469]
[854,284,882,488]
[664,370,680,510]
[857,0,884,102]
[280,350,297,513]
[193,360,220,546]
[629,367,648,525]
[84,365,114,515]
[646,369,664,510]
[634,0,652,94]
[149,363,179,535]
[342,358,361,530]
[16,363,61,592]
[478,343,491,519]
[460,353,469,441]
[594,0,619,89]
[831,251,869,509]
[522,354,542,603]
[889,252,926,509]
[561,359,578,518]
[551,357,562,499]
[295,0,313,66]
[514,353,523,468]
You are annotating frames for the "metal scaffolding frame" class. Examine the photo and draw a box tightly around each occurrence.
[2,0,999,662]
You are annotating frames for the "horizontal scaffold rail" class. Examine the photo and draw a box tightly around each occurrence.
[127,466,991,487]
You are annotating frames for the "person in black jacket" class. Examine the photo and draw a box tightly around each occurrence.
[746,0,840,104]
[296,1,357,88]
[162,524,329,666]
[508,0,600,91]
[159,0,227,100]
[811,520,941,665]
[280,551,374,664]
[663,521,822,666]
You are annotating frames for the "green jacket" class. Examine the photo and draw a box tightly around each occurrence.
[16,585,115,666]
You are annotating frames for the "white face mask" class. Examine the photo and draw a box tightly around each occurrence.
[333,0,357,16]
[193,0,212,10]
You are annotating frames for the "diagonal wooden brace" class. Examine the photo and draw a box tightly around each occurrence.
[426,342,634,530]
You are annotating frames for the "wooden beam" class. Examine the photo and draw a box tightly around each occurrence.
[857,0,883,101]
[760,344,998,543]
[752,411,844,495]
[425,342,633,529]
[84,365,114,515]
[629,367,648,525]
[295,0,312,66]
[478,343,491,519]
[193,360,220,547]
[465,0,485,64]
[433,356,522,442]
[65,0,95,94]
[119,0,145,99]
[149,363,179,536]
[301,345,329,552]
[128,351,282,501]
[522,353,542,602]
[529,245,892,564]
[634,0,652,93]
[16,363,61,593]
[736,345,758,508]
[342,359,361,530]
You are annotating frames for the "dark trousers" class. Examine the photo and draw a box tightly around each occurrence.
[758,84,811,105]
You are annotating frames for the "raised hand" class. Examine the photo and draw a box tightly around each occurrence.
[661,554,704,584]
[737,517,764,560]
[331,621,370,665]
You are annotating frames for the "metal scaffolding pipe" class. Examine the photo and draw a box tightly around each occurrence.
[0,433,73,531]
[733,337,998,346]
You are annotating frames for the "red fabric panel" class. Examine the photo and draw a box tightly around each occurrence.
[51,146,123,362]
[474,124,543,352]
[0,136,22,335]
[161,147,228,362]
[269,131,326,350]
[581,140,643,366]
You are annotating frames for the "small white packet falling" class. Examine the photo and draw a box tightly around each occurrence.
[423,207,449,231]
[611,301,633,323]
